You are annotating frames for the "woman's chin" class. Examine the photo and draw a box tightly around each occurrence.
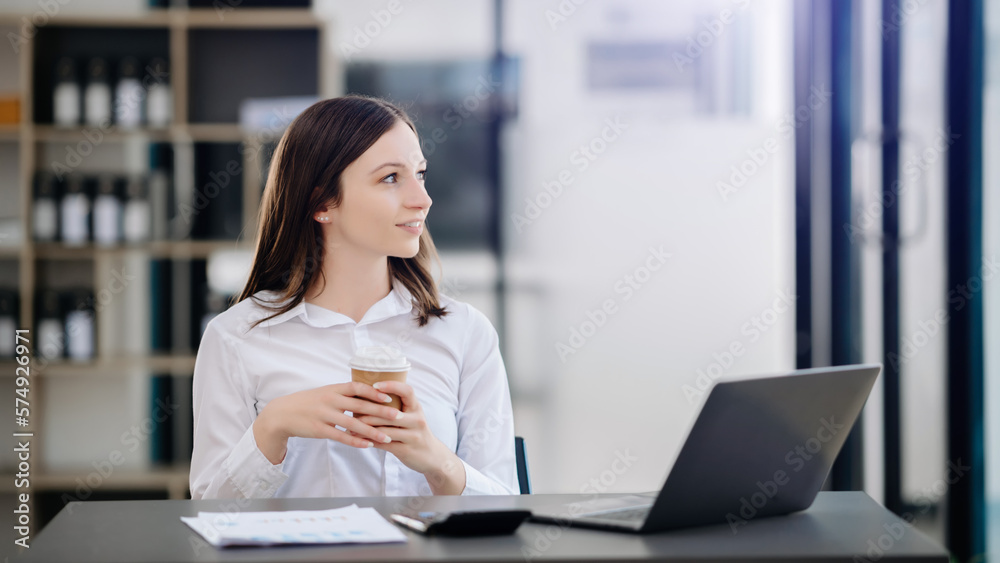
[390,245,421,259]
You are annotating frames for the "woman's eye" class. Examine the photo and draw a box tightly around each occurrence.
[417,170,427,181]
[382,173,397,184]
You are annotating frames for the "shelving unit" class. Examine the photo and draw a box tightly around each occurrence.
[0,6,332,532]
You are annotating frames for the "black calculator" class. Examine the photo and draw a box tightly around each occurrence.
[390,510,532,536]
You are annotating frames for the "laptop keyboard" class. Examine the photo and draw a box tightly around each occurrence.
[583,506,651,522]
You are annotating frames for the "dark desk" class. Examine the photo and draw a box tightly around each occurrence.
[15,492,948,563]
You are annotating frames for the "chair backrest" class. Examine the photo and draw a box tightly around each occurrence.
[515,436,531,494]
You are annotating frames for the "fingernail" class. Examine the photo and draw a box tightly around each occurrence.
[373,382,383,390]
[396,412,404,420]
[380,393,393,403]
[381,435,392,444]
[365,441,374,448]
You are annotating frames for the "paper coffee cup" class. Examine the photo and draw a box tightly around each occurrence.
[350,346,410,411]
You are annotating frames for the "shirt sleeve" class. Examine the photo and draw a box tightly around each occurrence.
[454,306,520,496]
[189,318,290,499]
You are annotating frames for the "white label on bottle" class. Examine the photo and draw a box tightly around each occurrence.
[115,78,144,129]
[33,198,58,241]
[85,83,111,127]
[94,195,122,245]
[147,84,172,128]
[38,318,65,360]
[54,83,80,128]
[61,193,89,245]
[123,200,151,243]
[66,310,94,360]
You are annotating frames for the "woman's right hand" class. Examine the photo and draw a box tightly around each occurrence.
[252,382,404,465]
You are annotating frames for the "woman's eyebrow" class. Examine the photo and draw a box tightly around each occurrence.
[369,160,428,174]
[370,162,404,174]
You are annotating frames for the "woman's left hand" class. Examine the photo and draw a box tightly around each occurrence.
[350,381,467,495]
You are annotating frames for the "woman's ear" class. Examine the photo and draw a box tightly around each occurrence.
[313,187,331,222]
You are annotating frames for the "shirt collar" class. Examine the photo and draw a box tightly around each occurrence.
[252,279,416,330]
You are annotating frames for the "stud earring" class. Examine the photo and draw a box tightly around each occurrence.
[318,216,330,222]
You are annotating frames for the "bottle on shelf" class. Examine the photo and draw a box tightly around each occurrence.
[123,174,151,243]
[148,168,170,241]
[115,57,144,130]
[33,172,59,242]
[146,57,172,128]
[0,290,16,359]
[60,175,90,246]
[36,289,64,361]
[84,57,112,127]
[93,174,123,246]
[53,57,80,128]
[64,289,95,362]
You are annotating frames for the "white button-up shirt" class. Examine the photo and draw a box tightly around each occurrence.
[189,280,519,499]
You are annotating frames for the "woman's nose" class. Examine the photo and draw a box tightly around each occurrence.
[406,176,432,209]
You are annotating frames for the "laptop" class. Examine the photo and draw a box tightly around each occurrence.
[530,363,882,533]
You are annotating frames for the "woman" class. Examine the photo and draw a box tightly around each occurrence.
[189,95,518,499]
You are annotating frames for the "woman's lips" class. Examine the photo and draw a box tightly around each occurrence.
[396,221,422,235]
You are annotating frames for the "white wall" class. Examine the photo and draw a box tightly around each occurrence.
[499,0,796,493]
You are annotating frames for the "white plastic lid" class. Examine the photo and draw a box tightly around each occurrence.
[349,346,410,371]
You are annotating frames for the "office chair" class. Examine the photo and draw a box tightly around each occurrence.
[515,436,531,494]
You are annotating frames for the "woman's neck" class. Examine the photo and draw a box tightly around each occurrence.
[305,249,392,323]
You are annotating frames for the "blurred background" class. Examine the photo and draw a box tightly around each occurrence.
[0,0,995,559]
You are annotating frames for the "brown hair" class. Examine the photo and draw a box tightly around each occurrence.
[238,95,448,328]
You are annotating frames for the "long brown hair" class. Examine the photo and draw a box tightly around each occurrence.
[238,95,448,328]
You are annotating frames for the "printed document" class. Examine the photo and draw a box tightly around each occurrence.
[181,504,407,547]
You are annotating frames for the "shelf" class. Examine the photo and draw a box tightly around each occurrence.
[183,8,320,28]
[182,123,244,142]
[31,124,285,143]
[0,362,26,376]
[0,12,173,28]
[0,245,23,258]
[33,125,173,144]
[0,123,20,141]
[0,465,190,495]
[0,355,196,377]
[0,6,321,504]
[33,240,252,260]
[0,8,318,29]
